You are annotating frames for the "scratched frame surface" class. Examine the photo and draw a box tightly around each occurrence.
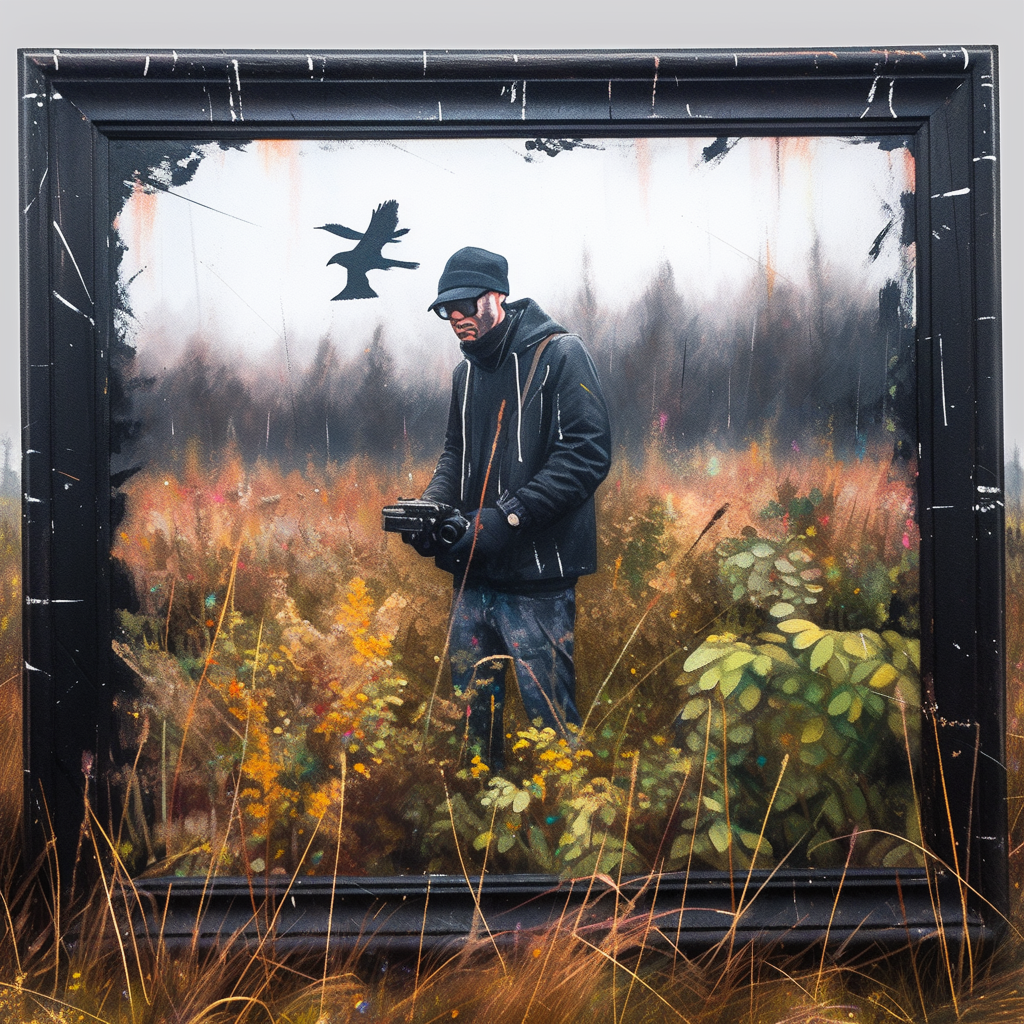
[18,47,1004,950]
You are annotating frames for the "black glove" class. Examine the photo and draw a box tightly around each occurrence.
[448,507,515,563]
[402,530,438,557]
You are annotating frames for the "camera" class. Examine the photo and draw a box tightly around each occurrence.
[381,498,470,549]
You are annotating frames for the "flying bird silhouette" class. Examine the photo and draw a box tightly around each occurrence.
[317,200,419,300]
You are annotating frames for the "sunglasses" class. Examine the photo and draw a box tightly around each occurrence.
[433,295,483,320]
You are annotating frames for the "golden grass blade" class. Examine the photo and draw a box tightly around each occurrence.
[815,826,857,1001]
[441,768,506,972]
[571,932,693,1022]
[169,533,244,828]
[228,805,328,998]
[734,753,789,922]
[188,994,276,1023]
[520,881,575,1024]
[83,803,152,1006]
[620,861,664,1023]
[676,700,713,960]
[410,875,430,1023]
[321,751,347,1022]
[811,827,1023,942]
[719,691,735,916]
[163,575,175,651]
[84,810,139,1021]
[424,400,505,740]
[0,887,21,979]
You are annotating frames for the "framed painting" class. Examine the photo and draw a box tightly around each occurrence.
[19,47,1004,950]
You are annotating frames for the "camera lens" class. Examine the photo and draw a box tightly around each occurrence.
[438,521,461,546]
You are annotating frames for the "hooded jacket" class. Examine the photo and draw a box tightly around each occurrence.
[422,297,612,591]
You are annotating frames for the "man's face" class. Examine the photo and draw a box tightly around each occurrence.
[448,291,506,344]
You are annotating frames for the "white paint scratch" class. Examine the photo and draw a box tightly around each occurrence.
[438,100,443,121]
[556,395,563,440]
[981,82,994,88]
[521,80,526,120]
[931,187,970,198]
[26,598,84,605]
[227,72,236,122]
[23,167,47,215]
[961,46,969,70]
[733,53,738,67]
[53,49,60,70]
[510,82,517,104]
[977,315,997,321]
[232,59,244,120]
[938,333,948,427]
[308,55,314,73]
[651,55,659,114]
[25,662,48,674]
[53,290,95,326]
[172,51,178,68]
[24,496,42,504]
[144,55,150,76]
[555,543,564,577]
[53,220,93,304]
[423,50,427,74]
[533,543,543,574]
[973,155,997,161]
[887,79,896,118]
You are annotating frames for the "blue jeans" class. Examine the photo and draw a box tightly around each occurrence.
[448,584,581,770]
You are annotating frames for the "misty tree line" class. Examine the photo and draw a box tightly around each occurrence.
[111,258,915,480]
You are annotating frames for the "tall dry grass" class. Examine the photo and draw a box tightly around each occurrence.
[1,474,1023,1022]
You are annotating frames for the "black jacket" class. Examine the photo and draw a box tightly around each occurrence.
[423,297,612,590]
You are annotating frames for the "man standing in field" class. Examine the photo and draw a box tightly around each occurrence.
[404,246,612,771]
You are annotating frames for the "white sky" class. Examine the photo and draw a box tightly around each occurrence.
[117,136,914,373]
[4,2,1020,464]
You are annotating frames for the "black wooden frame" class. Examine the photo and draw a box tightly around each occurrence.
[19,46,1005,950]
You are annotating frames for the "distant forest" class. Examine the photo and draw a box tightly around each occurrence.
[111,257,915,480]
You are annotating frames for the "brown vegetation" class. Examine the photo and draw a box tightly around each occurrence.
[0,457,1021,1023]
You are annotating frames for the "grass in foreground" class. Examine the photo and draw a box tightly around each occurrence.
[1,489,1023,1022]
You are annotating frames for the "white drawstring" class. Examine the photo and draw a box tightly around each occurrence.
[514,351,523,462]
[460,361,471,501]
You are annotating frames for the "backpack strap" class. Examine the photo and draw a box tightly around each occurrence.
[522,332,562,399]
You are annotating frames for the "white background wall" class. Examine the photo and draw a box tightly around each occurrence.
[4,1,1020,467]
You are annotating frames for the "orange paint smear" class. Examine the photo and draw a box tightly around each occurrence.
[128,178,159,261]
[896,145,916,195]
[870,49,928,60]
[255,139,302,237]
[634,138,651,216]
[256,138,298,172]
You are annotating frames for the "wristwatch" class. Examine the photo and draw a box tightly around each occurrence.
[496,492,529,529]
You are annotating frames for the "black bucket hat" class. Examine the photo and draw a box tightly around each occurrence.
[428,247,509,310]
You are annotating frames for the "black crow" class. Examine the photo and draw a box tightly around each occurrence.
[317,200,419,300]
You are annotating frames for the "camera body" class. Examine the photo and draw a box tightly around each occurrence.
[381,498,470,549]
